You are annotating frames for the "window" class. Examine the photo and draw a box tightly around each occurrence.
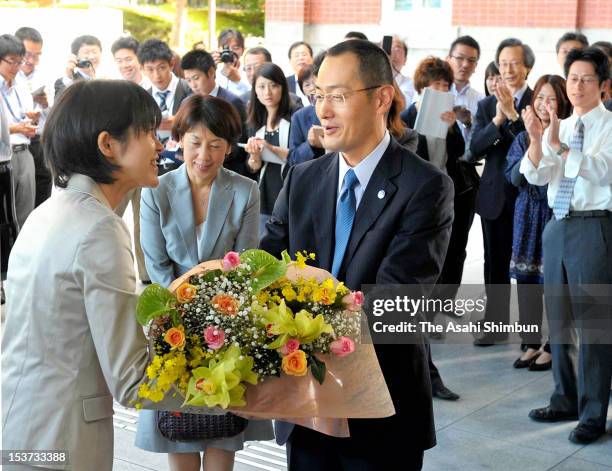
[395,0,413,11]
[423,0,441,7]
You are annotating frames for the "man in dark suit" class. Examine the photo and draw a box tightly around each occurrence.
[286,41,313,107]
[470,38,534,345]
[138,39,191,174]
[261,39,453,471]
[181,49,251,177]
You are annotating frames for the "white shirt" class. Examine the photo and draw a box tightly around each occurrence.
[215,68,250,96]
[16,68,50,135]
[395,73,416,110]
[337,131,391,208]
[152,74,180,141]
[520,103,612,212]
[0,99,12,162]
[451,82,484,143]
[0,75,34,145]
[209,84,220,97]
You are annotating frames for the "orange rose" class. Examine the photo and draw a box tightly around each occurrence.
[211,294,240,316]
[282,350,308,376]
[164,326,186,350]
[176,283,197,303]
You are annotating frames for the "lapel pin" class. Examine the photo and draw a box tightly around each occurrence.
[377,190,385,199]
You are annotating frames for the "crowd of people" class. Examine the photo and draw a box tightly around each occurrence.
[1,23,611,471]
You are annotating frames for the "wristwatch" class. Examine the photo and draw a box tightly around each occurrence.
[556,143,569,156]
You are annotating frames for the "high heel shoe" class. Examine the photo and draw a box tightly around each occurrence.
[513,351,540,369]
[528,358,552,371]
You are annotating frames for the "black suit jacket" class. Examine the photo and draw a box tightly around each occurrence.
[147,78,192,115]
[604,99,612,112]
[470,88,532,219]
[217,87,251,177]
[286,74,297,94]
[260,137,454,451]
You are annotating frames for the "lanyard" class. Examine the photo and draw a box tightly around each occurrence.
[0,86,25,122]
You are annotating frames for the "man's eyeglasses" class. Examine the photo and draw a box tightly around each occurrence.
[1,58,26,67]
[24,52,42,61]
[450,55,478,65]
[311,86,382,107]
[567,75,598,85]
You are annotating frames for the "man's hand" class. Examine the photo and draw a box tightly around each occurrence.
[493,101,507,128]
[522,106,543,142]
[159,116,175,131]
[494,81,518,120]
[65,54,78,79]
[453,106,472,127]
[32,91,48,108]
[10,122,37,138]
[25,111,41,125]
[307,125,325,148]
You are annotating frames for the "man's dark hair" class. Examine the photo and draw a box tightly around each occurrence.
[15,27,43,45]
[0,34,25,60]
[495,38,535,69]
[564,46,610,84]
[172,95,241,145]
[138,39,173,65]
[555,32,589,54]
[449,35,480,59]
[111,36,139,56]
[180,49,216,75]
[345,31,368,40]
[591,41,612,61]
[218,29,244,50]
[43,80,161,188]
[247,63,291,130]
[71,35,102,56]
[245,46,272,62]
[288,41,313,60]
[312,50,327,76]
[326,39,394,88]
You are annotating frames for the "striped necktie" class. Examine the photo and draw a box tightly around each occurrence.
[332,169,359,277]
[552,118,584,220]
[156,90,170,113]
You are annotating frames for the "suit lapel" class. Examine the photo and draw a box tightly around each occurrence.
[170,165,199,265]
[199,169,233,261]
[341,140,401,271]
[313,155,339,272]
[173,81,189,115]
[517,87,532,111]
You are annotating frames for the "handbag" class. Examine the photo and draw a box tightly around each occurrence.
[157,411,248,442]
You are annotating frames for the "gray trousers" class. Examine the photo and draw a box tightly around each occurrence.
[12,148,35,229]
[542,214,612,429]
[115,188,149,282]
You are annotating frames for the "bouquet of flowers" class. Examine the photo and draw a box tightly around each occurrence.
[135,249,363,410]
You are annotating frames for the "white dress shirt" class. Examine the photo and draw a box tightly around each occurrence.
[209,84,220,97]
[0,75,34,145]
[152,74,179,141]
[215,68,250,96]
[0,99,12,162]
[337,131,391,208]
[16,68,50,135]
[451,82,484,143]
[395,72,415,110]
[520,103,612,211]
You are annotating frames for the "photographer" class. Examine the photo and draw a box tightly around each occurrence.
[213,29,250,96]
[54,35,102,99]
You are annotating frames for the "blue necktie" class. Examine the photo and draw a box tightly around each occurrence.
[332,169,359,277]
[552,118,584,220]
[157,90,170,113]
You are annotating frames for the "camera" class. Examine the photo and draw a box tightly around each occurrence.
[219,46,237,65]
[76,59,92,69]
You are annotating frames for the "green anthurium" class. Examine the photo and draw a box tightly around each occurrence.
[136,284,177,326]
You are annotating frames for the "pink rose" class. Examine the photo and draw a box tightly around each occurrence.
[204,326,225,350]
[222,251,241,271]
[279,338,300,356]
[342,291,365,311]
[330,336,355,357]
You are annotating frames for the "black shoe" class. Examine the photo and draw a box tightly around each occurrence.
[528,359,552,371]
[568,424,605,444]
[1,286,4,305]
[529,406,578,422]
[514,352,541,369]
[432,384,460,401]
[474,333,508,347]
[141,279,152,285]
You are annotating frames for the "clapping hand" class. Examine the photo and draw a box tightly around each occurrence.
[522,106,543,141]
[494,79,517,120]
[307,125,325,148]
[545,103,562,152]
